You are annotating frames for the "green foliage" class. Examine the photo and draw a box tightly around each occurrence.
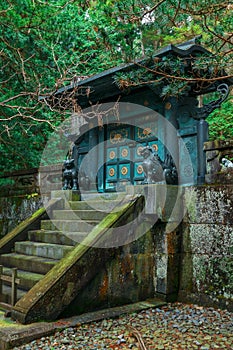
[0,0,232,176]
[207,99,233,141]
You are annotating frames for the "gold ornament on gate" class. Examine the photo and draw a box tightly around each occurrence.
[109,168,115,177]
[109,150,116,159]
[121,166,128,175]
[151,143,158,152]
[142,127,152,136]
[137,165,143,174]
[121,148,128,157]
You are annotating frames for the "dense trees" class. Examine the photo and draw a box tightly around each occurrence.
[0,0,232,174]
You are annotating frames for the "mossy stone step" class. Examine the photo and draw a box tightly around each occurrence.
[40,220,99,232]
[0,253,58,275]
[81,192,125,200]
[14,241,73,260]
[27,230,78,246]
[65,200,125,211]
[2,267,44,291]
[52,210,107,221]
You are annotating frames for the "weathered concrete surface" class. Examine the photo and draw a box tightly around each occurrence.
[0,165,62,238]
[11,196,145,324]
[0,199,62,255]
[204,139,233,184]
[126,184,184,222]
[2,183,232,326]
[179,185,233,311]
[0,196,43,238]
[183,185,233,224]
[63,230,156,316]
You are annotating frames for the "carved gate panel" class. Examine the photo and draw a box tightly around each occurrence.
[105,123,161,191]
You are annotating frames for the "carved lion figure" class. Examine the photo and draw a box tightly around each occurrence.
[140,147,165,184]
[140,147,178,185]
[62,159,78,190]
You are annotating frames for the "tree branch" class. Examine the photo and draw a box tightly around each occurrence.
[140,0,167,20]
[203,14,233,47]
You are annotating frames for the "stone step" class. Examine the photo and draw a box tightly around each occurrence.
[1,285,26,304]
[14,241,73,260]
[52,210,107,221]
[0,253,58,275]
[2,267,44,291]
[80,192,126,201]
[66,200,124,212]
[41,220,99,232]
[28,230,87,246]
[28,230,78,246]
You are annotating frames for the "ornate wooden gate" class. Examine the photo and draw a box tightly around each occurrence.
[105,122,162,191]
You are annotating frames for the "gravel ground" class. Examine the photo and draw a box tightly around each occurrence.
[13,303,233,350]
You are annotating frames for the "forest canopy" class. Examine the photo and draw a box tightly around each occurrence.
[0,0,232,174]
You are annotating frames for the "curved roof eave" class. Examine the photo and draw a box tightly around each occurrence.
[40,38,232,108]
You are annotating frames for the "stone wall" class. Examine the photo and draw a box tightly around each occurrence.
[0,195,43,239]
[204,139,233,184]
[0,165,61,238]
[179,185,233,311]
[0,168,232,312]
[0,169,41,238]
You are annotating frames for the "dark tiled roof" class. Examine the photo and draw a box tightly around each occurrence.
[42,37,232,108]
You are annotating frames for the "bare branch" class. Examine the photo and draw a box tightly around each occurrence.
[135,61,233,83]
[0,92,37,104]
[203,15,233,47]
[0,4,13,15]
[179,2,230,16]
[140,0,167,20]
[127,326,148,350]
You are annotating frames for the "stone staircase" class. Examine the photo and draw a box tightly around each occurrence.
[0,191,146,323]
[0,193,118,307]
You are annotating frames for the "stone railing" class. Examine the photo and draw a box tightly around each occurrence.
[204,139,233,184]
[0,165,62,238]
[0,168,39,197]
[38,163,62,195]
[0,164,63,198]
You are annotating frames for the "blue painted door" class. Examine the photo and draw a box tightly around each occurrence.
[105,123,161,191]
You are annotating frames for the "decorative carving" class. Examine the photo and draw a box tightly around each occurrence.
[137,164,144,175]
[194,83,229,120]
[163,154,178,185]
[140,147,164,184]
[121,166,128,176]
[17,175,35,187]
[62,159,91,191]
[151,143,158,152]
[140,146,178,185]
[109,150,116,159]
[184,141,194,154]
[62,159,78,190]
[110,129,128,144]
[109,168,115,177]
[121,148,128,157]
[183,165,193,178]
[136,126,153,140]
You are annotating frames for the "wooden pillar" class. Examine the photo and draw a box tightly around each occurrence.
[11,268,18,306]
[0,265,2,297]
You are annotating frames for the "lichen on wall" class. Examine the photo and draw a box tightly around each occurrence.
[0,196,43,237]
[180,185,233,311]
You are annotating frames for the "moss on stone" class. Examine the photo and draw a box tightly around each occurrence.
[11,195,143,323]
